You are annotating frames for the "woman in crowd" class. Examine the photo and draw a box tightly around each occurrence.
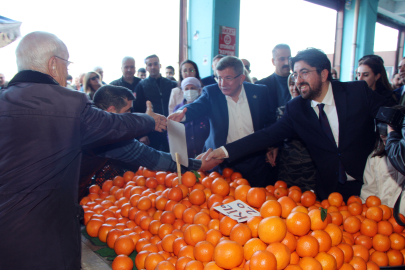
[83,71,102,100]
[271,73,317,192]
[173,77,210,158]
[168,60,202,113]
[361,106,405,212]
[357,55,397,104]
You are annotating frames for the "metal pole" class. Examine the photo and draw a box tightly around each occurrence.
[350,0,361,81]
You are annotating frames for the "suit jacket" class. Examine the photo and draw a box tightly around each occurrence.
[256,73,290,108]
[225,80,390,199]
[201,75,217,87]
[394,86,403,103]
[181,82,276,151]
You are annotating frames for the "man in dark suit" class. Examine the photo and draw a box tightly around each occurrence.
[255,44,292,109]
[394,57,405,104]
[201,54,225,86]
[169,56,278,187]
[206,48,391,201]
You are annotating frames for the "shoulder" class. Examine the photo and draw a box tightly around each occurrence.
[255,74,274,85]
[244,82,267,92]
[109,78,121,85]
[332,80,368,92]
[203,83,221,93]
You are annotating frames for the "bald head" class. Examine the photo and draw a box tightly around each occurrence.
[16,31,69,86]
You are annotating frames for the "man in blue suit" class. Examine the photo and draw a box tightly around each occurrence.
[206,48,391,201]
[169,56,278,187]
[394,58,405,104]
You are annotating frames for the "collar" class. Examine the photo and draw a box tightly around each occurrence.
[121,76,137,85]
[225,84,246,102]
[8,70,60,87]
[311,82,334,108]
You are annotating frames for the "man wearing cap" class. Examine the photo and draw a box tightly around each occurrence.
[169,56,278,187]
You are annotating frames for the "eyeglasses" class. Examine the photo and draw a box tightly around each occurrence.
[54,55,73,66]
[90,76,100,81]
[218,73,242,83]
[183,69,195,74]
[292,70,317,81]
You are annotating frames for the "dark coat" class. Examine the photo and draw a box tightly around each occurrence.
[180,82,277,187]
[201,75,217,87]
[0,70,155,269]
[224,80,390,199]
[256,73,290,108]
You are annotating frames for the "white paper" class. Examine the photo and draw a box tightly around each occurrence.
[214,200,261,223]
[167,119,188,167]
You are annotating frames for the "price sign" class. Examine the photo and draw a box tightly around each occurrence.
[214,200,261,223]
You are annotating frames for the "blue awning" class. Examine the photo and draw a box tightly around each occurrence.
[0,16,21,48]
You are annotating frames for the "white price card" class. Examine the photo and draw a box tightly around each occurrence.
[214,200,261,223]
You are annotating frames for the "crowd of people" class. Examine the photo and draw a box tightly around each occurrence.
[1,30,405,269]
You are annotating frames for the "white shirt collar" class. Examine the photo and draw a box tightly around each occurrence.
[311,82,334,108]
[225,84,246,102]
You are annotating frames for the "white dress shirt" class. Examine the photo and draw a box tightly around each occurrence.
[311,82,354,181]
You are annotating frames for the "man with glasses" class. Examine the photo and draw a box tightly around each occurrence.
[201,54,225,86]
[168,56,278,187]
[206,48,391,201]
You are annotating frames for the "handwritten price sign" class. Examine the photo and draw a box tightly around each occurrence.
[214,200,261,223]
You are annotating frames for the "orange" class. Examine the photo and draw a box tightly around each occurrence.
[114,235,135,256]
[390,233,405,250]
[219,216,238,236]
[282,231,297,253]
[247,188,266,208]
[184,260,204,270]
[274,180,287,189]
[144,253,165,270]
[387,249,404,266]
[258,216,287,244]
[176,256,193,270]
[158,223,174,239]
[284,265,302,270]
[296,235,319,257]
[378,205,392,220]
[370,251,389,267]
[298,257,322,270]
[288,189,302,203]
[291,205,309,214]
[310,230,332,252]
[107,229,124,249]
[338,243,354,263]
[249,250,277,270]
[206,229,223,247]
[354,234,372,250]
[112,254,134,270]
[184,224,206,246]
[274,187,288,199]
[290,251,300,264]
[102,180,114,192]
[327,246,344,269]
[189,189,206,205]
[160,211,176,225]
[360,218,377,237]
[230,224,252,246]
[389,216,405,233]
[366,261,379,270]
[366,196,381,207]
[182,208,197,224]
[260,200,282,218]
[347,196,362,205]
[193,241,215,262]
[308,209,329,231]
[365,206,383,222]
[86,218,104,238]
[243,238,267,260]
[329,212,343,226]
[193,212,210,226]
[347,202,362,216]
[161,234,176,253]
[339,263,355,270]
[98,224,114,243]
[266,242,291,269]
[211,178,230,197]
[204,261,224,270]
[155,261,175,270]
[207,194,224,208]
[343,216,361,234]
[143,168,156,178]
[349,256,367,270]
[213,240,244,269]
[378,220,394,236]
[135,249,151,269]
[247,216,263,238]
[352,245,369,262]
[278,197,297,218]
[182,171,197,187]
[301,191,316,207]
[173,237,187,256]
[234,185,251,202]
[286,211,311,237]
[113,176,125,188]
[89,184,101,194]
[373,233,391,252]
[314,252,337,270]
[178,245,195,260]
[328,192,343,207]
[168,187,183,202]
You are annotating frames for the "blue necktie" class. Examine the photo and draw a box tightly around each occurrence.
[317,104,347,184]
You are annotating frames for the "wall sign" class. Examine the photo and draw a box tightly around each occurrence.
[219,26,236,56]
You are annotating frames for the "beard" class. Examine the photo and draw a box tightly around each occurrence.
[299,80,322,100]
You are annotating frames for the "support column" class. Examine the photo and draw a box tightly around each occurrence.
[188,0,240,78]
[340,0,379,82]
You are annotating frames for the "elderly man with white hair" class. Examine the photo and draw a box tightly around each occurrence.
[0,31,167,269]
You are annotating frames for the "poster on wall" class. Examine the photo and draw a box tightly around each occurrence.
[219,26,236,56]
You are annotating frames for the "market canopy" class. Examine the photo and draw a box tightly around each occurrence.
[0,16,21,48]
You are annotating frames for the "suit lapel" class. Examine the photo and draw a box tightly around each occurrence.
[331,81,347,150]
[245,83,260,131]
[216,87,229,144]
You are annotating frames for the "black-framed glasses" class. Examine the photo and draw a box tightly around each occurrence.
[292,70,317,81]
[54,55,73,66]
[90,75,100,81]
[218,73,242,83]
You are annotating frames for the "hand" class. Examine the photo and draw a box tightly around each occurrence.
[387,125,394,134]
[146,101,167,132]
[205,148,226,161]
[168,108,187,122]
[199,149,223,171]
[266,147,278,167]
[139,136,150,145]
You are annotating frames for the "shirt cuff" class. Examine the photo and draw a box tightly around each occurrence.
[181,115,186,122]
[220,146,229,158]
[184,158,202,172]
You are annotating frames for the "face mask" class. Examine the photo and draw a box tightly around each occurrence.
[183,90,199,102]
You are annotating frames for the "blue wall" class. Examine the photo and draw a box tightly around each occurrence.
[188,0,240,78]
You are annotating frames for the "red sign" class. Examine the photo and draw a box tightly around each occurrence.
[219,26,236,56]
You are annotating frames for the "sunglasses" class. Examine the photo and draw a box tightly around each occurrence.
[90,76,99,81]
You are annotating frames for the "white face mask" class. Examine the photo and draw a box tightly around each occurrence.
[183,90,199,102]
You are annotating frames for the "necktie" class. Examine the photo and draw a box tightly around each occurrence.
[317,104,347,184]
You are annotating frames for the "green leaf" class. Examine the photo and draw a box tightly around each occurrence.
[191,170,200,182]
[320,207,328,222]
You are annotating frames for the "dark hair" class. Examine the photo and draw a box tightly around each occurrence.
[144,54,159,64]
[358,56,393,91]
[272,44,291,58]
[67,74,72,80]
[166,66,174,71]
[213,54,226,62]
[290,48,332,81]
[93,85,135,112]
[179,60,201,82]
[216,56,244,75]
[138,68,146,73]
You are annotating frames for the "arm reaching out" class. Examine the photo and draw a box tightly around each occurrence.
[168,108,187,122]
[145,101,167,132]
[205,148,227,161]
[196,149,224,171]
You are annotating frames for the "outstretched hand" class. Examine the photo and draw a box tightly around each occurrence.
[266,147,278,167]
[145,101,167,132]
[205,148,226,161]
[168,108,187,122]
[197,148,224,171]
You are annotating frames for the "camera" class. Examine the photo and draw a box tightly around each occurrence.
[375,107,405,136]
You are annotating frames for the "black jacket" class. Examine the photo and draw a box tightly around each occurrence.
[386,121,405,176]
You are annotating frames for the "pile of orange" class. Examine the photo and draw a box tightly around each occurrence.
[81,167,405,270]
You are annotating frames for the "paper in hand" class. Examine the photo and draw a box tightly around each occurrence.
[167,119,188,167]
